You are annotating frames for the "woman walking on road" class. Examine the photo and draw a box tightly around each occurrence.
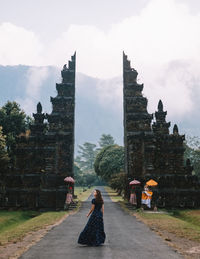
[78,189,106,246]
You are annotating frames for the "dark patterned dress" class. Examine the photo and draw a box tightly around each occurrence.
[78,198,106,246]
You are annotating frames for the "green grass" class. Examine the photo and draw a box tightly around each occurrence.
[104,186,124,202]
[0,210,68,245]
[171,209,200,227]
[74,186,95,201]
[136,210,200,242]
[0,211,40,233]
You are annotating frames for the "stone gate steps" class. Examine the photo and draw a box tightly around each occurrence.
[64,201,78,211]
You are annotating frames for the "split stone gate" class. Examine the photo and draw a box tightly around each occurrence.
[0,52,199,209]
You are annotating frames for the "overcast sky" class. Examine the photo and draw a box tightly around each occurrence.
[1,0,200,132]
[1,0,200,76]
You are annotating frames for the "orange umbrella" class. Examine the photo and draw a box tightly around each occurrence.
[146,179,158,186]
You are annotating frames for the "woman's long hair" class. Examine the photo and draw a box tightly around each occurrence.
[95,189,104,204]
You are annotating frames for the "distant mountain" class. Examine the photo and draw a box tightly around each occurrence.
[0,65,123,153]
[0,65,199,154]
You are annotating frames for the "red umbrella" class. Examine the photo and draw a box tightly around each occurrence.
[129,179,141,185]
[64,176,75,183]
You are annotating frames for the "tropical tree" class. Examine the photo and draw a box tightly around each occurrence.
[184,136,200,176]
[0,101,32,161]
[76,142,97,171]
[98,134,115,148]
[94,145,124,181]
[74,163,85,186]
[0,126,9,170]
[74,134,118,187]
[109,171,126,195]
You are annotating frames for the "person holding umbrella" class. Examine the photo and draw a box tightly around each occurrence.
[141,185,153,209]
[146,179,158,211]
[129,179,141,207]
[141,179,158,210]
[64,176,75,210]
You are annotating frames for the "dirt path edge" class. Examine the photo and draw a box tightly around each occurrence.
[0,209,79,259]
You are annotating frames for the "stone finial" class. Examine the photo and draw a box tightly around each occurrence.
[61,53,76,83]
[63,64,67,71]
[123,52,138,82]
[173,124,179,135]
[62,52,76,71]
[158,100,163,112]
[37,102,42,114]
[71,51,76,62]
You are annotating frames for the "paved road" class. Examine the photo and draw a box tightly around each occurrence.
[20,187,182,259]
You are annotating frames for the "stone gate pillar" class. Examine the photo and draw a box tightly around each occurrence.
[123,52,155,197]
[43,53,76,208]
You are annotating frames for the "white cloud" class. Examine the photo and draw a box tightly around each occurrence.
[43,0,200,78]
[95,77,123,113]
[1,0,200,119]
[76,73,123,115]
[1,0,200,76]
[16,67,49,114]
[143,60,200,119]
[0,22,43,65]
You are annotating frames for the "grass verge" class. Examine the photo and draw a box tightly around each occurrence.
[135,210,200,243]
[104,186,124,202]
[0,210,68,246]
[74,186,96,201]
[172,209,200,227]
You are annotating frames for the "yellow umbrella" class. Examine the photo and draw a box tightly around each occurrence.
[146,179,158,186]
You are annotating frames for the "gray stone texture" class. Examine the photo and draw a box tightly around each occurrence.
[123,52,200,207]
[0,53,76,210]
